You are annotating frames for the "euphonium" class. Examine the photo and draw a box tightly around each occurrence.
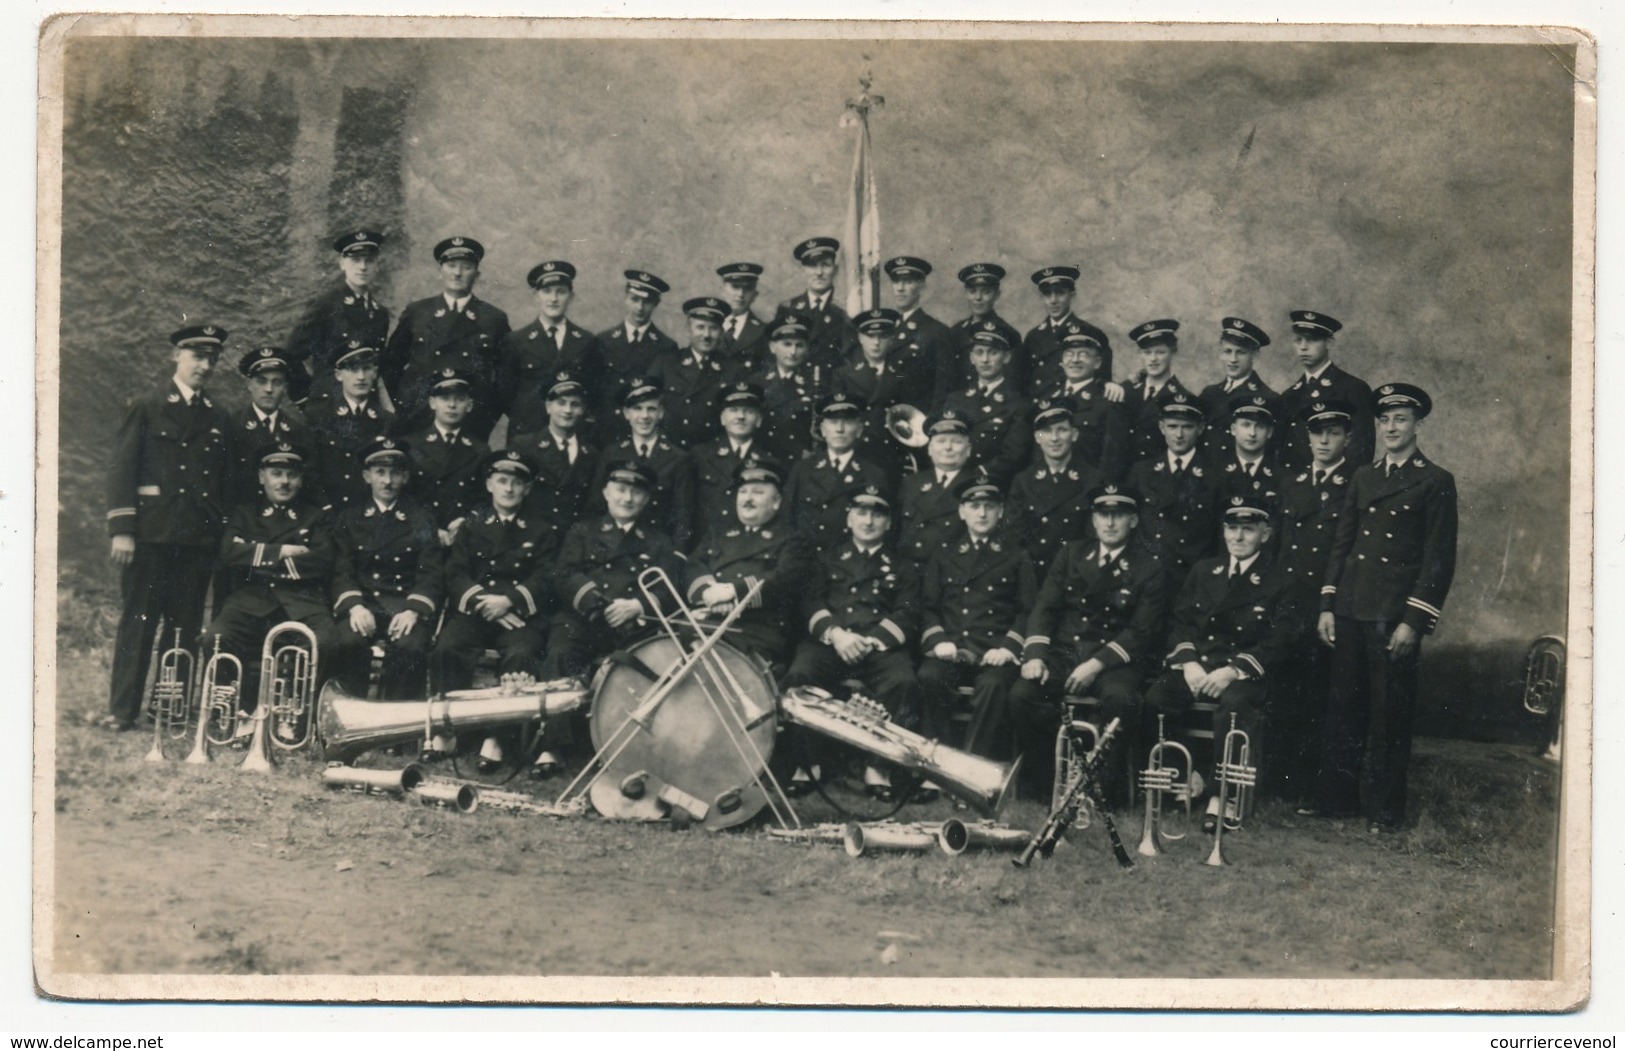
[1052,705,1101,812]
[1523,635,1565,717]
[778,687,1019,818]
[241,621,320,773]
[1138,714,1197,857]
[1205,713,1257,868]
[186,635,244,765]
[315,678,588,763]
[145,628,196,763]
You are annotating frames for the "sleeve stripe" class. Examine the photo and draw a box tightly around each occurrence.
[1406,597,1442,617]
[1106,641,1130,663]
[407,594,437,612]
[687,575,716,601]
[254,542,267,566]
[879,618,906,645]
[808,610,832,634]
[1005,630,1025,645]
[459,585,483,613]
[284,558,300,581]
[1320,585,1337,596]
[516,585,537,617]
[571,582,598,611]
[106,508,136,520]
[921,626,944,642]
[1025,635,1051,648]
[1236,653,1266,679]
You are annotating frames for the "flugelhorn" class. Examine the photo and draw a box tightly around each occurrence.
[145,629,196,763]
[186,635,243,765]
[315,678,587,763]
[1205,712,1256,868]
[1138,714,1198,857]
[241,621,320,772]
[778,687,1019,818]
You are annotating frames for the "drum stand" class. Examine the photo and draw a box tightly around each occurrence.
[553,571,802,831]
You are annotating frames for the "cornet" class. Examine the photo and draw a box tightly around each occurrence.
[186,635,243,765]
[145,629,196,763]
[1205,712,1257,868]
[241,622,320,773]
[1138,714,1197,857]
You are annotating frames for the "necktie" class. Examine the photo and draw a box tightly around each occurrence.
[1313,469,1324,486]
[1230,561,1240,579]
[938,474,949,487]
[639,443,651,460]
[546,325,559,349]
[1385,461,1394,478]
[1171,458,1184,477]
[564,438,577,465]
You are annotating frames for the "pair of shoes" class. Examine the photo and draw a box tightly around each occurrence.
[529,751,562,781]
[1294,805,1322,817]
[1201,797,1221,835]
[909,783,941,805]
[95,714,135,732]
[863,766,894,803]
[785,767,814,797]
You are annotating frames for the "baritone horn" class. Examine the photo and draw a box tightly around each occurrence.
[241,621,320,773]
[186,635,243,765]
[1523,634,1565,762]
[1204,713,1256,868]
[1138,714,1197,857]
[145,628,196,763]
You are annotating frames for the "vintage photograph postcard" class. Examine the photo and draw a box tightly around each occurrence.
[32,14,1594,1011]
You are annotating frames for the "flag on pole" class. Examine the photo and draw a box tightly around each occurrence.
[841,85,882,316]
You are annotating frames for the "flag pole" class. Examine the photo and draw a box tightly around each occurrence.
[841,69,884,316]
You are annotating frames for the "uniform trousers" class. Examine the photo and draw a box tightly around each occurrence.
[916,657,1018,758]
[110,541,216,723]
[1143,665,1266,793]
[538,612,653,682]
[428,612,545,694]
[784,641,923,730]
[1267,640,1331,803]
[334,595,434,700]
[200,586,354,716]
[1007,650,1142,805]
[1318,616,1420,827]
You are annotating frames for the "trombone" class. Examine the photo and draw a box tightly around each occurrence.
[241,621,321,773]
[1137,714,1197,857]
[186,635,245,764]
[1205,712,1256,868]
[144,629,196,763]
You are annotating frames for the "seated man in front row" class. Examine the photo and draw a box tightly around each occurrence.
[1008,483,1167,805]
[203,440,357,735]
[1143,493,1298,833]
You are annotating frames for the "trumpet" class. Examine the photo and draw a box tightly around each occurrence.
[1205,713,1256,868]
[186,635,244,765]
[145,629,196,763]
[241,622,320,773]
[1138,714,1198,857]
[1052,706,1101,813]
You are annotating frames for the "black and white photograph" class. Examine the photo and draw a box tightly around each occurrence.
[31,14,1593,1012]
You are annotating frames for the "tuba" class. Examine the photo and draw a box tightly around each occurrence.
[1205,713,1257,868]
[315,678,587,763]
[145,629,196,763]
[241,622,320,773]
[1138,714,1198,857]
[885,404,929,448]
[1523,634,1565,761]
[778,687,1019,818]
[186,635,244,765]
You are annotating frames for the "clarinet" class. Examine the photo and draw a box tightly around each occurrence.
[1013,717,1134,869]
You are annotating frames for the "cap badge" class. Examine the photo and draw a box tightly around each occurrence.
[865,485,880,495]
[277,442,292,453]
[1042,268,1054,277]
[543,262,557,271]
[892,257,905,266]
[1253,396,1266,406]
[1380,385,1395,395]
[451,237,465,246]
[381,438,396,450]
[441,367,455,377]
[1304,312,1317,320]
[506,450,521,461]
[804,240,817,251]
[1104,484,1118,494]
[637,272,651,283]
[1312,401,1325,412]
[1231,496,1244,505]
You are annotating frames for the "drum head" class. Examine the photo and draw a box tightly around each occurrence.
[588,636,777,830]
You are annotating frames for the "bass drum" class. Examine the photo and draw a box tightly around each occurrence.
[587,635,778,831]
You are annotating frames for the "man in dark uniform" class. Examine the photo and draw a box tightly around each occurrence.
[382,236,511,442]
[1272,399,1355,807]
[756,311,828,465]
[286,229,391,405]
[686,459,819,675]
[1219,396,1283,503]
[917,478,1038,758]
[1021,265,1119,396]
[204,439,358,722]
[499,260,601,450]
[542,460,685,681]
[691,381,768,544]
[783,390,891,553]
[941,323,1032,487]
[1007,397,1102,579]
[329,436,442,700]
[429,448,563,773]
[513,371,599,528]
[780,236,856,371]
[937,263,1023,410]
[1144,492,1299,831]
[1008,483,1168,804]
[1126,390,1226,588]
[1038,321,1129,479]
[652,296,740,448]
[592,376,696,550]
[1315,384,1457,832]
[1120,320,1194,467]
[226,346,312,515]
[896,410,980,565]
[717,261,769,373]
[1197,317,1277,459]
[593,269,680,445]
[1275,311,1376,470]
[103,324,233,731]
[835,306,931,486]
[305,342,395,514]
[406,368,489,545]
[883,255,952,402]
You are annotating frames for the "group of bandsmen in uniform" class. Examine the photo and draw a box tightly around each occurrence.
[103,229,1457,835]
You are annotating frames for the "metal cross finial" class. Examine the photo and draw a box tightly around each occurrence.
[842,67,885,124]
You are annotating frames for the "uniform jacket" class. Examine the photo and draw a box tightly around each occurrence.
[803,541,920,650]
[920,530,1039,657]
[227,405,312,509]
[937,312,1023,409]
[1163,551,1298,680]
[1006,455,1103,577]
[895,307,952,398]
[1021,538,1168,671]
[591,436,696,550]
[218,497,336,620]
[651,349,741,448]
[721,312,769,373]
[836,351,933,483]
[1197,372,1277,458]
[780,292,856,371]
[304,389,396,514]
[1218,452,1284,503]
[498,319,601,443]
[1322,452,1458,634]
[514,429,600,527]
[383,294,511,439]
[1125,450,1227,582]
[1022,312,1116,394]
[1039,376,1130,479]
[757,363,828,465]
[1274,363,1376,470]
[941,379,1033,486]
[443,506,561,625]
[690,437,764,543]
[896,467,975,565]
[329,497,443,618]
[285,282,390,403]
[1119,373,1193,467]
[406,425,488,529]
[686,519,820,647]
[593,321,681,409]
[106,380,233,545]
[783,451,891,553]
[553,514,683,619]
[1273,460,1353,595]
